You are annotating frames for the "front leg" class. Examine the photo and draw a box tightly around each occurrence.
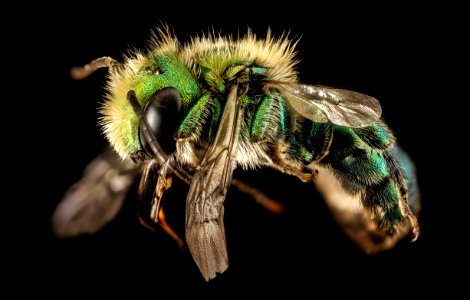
[137,159,183,248]
[176,92,221,141]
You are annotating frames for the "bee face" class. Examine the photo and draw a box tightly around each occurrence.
[59,26,420,281]
[133,53,200,107]
[101,50,200,159]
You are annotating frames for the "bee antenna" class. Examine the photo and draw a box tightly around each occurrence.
[127,90,193,185]
[70,56,118,80]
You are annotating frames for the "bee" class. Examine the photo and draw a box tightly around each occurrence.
[53,26,420,281]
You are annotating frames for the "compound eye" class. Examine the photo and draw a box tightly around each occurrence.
[139,87,182,155]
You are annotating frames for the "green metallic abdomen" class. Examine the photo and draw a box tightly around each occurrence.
[300,120,418,231]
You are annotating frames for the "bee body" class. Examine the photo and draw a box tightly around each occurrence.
[158,46,413,234]
[57,27,419,280]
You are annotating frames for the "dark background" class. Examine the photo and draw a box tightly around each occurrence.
[21,4,461,296]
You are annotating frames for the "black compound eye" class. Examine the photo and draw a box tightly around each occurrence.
[139,87,182,155]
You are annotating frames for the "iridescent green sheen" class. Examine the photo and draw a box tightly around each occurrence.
[369,179,403,227]
[177,93,212,138]
[130,53,416,237]
[134,53,200,109]
[334,149,388,185]
[354,122,393,150]
[251,67,268,75]
[278,96,287,135]
[89,32,419,269]
[201,67,226,94]
[125,53,200,152]
[369,179,399,207]
[369,151,389,179]
[223,64,247,80]
[208,97,221,140]
[250,94,288,142]
[251,95,275,141]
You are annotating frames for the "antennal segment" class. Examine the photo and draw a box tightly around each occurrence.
[71,56,118,80]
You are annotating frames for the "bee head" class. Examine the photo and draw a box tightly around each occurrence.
[98,47,200,160]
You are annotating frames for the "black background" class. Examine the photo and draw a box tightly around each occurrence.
[20,4,461,296]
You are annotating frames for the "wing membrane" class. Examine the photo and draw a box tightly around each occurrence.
[185,85,243,281]
[275,83,382,127]
[52,147,139,237]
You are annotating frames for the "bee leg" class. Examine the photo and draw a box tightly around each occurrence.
[137,159,159,231]
[151,171,172,222]
[231,179,284,214]
[251,95,316,182]
[137,159,184,248]
[154,163,186,248]
[138,194,185,249]
[157,207,184,249]
[250,94,280,142]
[176,92,221,140]
[138,215,157,232]
[137,206,184,249]
[266,140,317,182]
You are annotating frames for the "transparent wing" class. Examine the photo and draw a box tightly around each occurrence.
[273,83,382,127]
[52,147,140,237]
[185,85,243,281]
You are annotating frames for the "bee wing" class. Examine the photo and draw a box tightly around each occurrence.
[185,85,244,281]
[52,147,139,237]
[274,83,382,127]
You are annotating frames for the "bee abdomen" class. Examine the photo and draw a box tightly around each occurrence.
[319,122,418,233]
[331,149,390,194]
[321,122,394,187]
[329,148,413,233]
[353,121,395,150]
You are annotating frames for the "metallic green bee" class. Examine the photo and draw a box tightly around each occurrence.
[53,27,420,281]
